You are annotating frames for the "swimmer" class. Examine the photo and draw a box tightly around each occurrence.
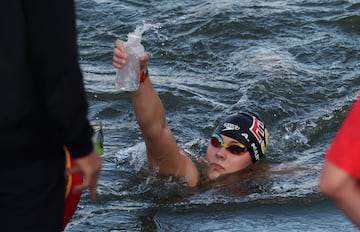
[112,40,269,187]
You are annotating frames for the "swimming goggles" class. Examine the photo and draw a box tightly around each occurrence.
[210,133,247,155]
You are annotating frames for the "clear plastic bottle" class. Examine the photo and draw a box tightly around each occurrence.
[115,33,145,91]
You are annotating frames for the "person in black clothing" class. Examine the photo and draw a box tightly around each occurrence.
[0,1,102,231]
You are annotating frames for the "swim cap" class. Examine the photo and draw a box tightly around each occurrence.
[213,112,269,163]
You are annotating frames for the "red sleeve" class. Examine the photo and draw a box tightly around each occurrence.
[325,96,360,180]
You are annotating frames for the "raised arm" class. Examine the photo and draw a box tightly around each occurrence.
[113,40,199,186]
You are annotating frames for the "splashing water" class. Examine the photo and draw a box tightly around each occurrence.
[131,22,162,38]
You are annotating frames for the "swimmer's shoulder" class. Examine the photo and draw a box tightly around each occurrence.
[181,149,209,186]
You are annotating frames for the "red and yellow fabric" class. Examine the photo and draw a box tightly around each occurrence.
[63,147,83,230]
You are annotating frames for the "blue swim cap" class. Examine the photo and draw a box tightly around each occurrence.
[214,112,269,163]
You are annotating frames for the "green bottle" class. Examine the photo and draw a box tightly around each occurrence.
[92,123,104,156]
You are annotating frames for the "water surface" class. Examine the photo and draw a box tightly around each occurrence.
[67,0,359,231]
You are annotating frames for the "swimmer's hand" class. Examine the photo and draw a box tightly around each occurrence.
[112,39,149,72]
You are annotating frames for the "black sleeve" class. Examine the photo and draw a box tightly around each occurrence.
[22,0,93,158]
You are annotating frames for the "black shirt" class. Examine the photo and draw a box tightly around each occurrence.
[0,0,93,166]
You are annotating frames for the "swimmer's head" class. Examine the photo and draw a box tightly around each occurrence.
[214,112,269,163]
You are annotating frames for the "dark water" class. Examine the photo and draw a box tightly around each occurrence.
[66,0,360,231]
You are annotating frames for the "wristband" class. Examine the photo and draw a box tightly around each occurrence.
[139,68,148,84]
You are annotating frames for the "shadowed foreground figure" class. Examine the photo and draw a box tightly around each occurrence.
[0,1,101,231]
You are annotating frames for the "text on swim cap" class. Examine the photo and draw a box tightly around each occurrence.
[221,123,240,131]
[251,143,260,160]
[241,133,249,142]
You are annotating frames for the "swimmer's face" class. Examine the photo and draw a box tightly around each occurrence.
[205,134,252,180]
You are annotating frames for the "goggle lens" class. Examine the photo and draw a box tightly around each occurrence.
[211,134,247,155]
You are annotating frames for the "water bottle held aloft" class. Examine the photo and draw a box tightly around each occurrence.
[115,32,145,91]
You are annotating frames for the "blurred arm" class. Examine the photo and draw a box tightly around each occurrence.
[320,161,360,227]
